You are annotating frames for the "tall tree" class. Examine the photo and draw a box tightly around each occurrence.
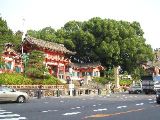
[27,17,154,75]
[25,50,48,79]
[0,17,14,52]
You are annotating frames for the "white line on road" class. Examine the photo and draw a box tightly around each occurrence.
[63,112,81,116]
[0,117,27,120]
[0,114,20,118]
[93,108,107,112]
[42,111,48,113]
[148,99,152,101]
[42,109,58,112]
[117,106,127,109]
[0,112,12,114]
[0,110,6,112]
[136,103,144,106]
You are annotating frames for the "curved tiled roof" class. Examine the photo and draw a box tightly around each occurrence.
[24,36,75,54]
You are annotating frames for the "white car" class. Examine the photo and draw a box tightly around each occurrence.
[0,86,29,103]
[128,85,142,94]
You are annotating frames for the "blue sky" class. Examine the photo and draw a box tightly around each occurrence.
[0,0,160,49]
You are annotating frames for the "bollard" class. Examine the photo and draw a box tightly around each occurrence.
[37,90,42,99]
[56,89,60,97]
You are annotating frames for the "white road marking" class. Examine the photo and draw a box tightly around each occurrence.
[93,105,96,106]
[76,107,81,109]
[0,117,27,120]
[60,101,64,102]
[42,111,48,113]
[0,112,12,114]
[71,108,75,109]
[93,108,107,112]
[117,106,127,109]
[0,110,6,112]
[136,103,144,106]
[42,109,58,112]
[148,99,152,101]
[53,110,58,111]
[63,112,81,116]
[0,114,20,117]
[82,99,86,100]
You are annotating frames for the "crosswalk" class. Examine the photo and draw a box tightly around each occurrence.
[0,109,27,120]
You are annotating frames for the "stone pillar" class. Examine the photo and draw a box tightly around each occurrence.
[114,66,120,88]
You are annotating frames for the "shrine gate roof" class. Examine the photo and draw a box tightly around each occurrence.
[24,36,75,54]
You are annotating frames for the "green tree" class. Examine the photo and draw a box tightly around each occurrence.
[25,50,48,79]
[0,17,14,52]
[26,17,154,76]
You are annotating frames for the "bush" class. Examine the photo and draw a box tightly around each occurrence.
[93,77,114,85]
[0,73,33,85]
[0,73,63,85]
[32,76,63,85]
[120,79,132,86]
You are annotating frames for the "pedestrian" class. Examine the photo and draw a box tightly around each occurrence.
[111,85,115,93]
[37,84,43,99]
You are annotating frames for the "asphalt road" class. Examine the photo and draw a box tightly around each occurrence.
[0,93,160,120]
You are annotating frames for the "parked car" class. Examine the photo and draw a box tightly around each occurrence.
[128,85,142,94]
[156,90,160,104]
[0,86,29,103]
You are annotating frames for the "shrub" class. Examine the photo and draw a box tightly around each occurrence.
[120,79,132,86]
[93,77,114,85]
[0,73,33,85]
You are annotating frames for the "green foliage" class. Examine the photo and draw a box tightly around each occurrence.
[120,79,132,86]
[42,77,62,85]
[27,17,154,76]
[0,17,21,52]
[0,73,33,85]
[0,73,62,85]
[93,77,114,85]
[25,50,48,79]
[31,75,62,85]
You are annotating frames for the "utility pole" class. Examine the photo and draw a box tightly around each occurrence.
[21,18,25,55]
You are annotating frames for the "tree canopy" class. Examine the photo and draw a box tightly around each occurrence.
[0,17,22,52]
[25,17,153,75]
